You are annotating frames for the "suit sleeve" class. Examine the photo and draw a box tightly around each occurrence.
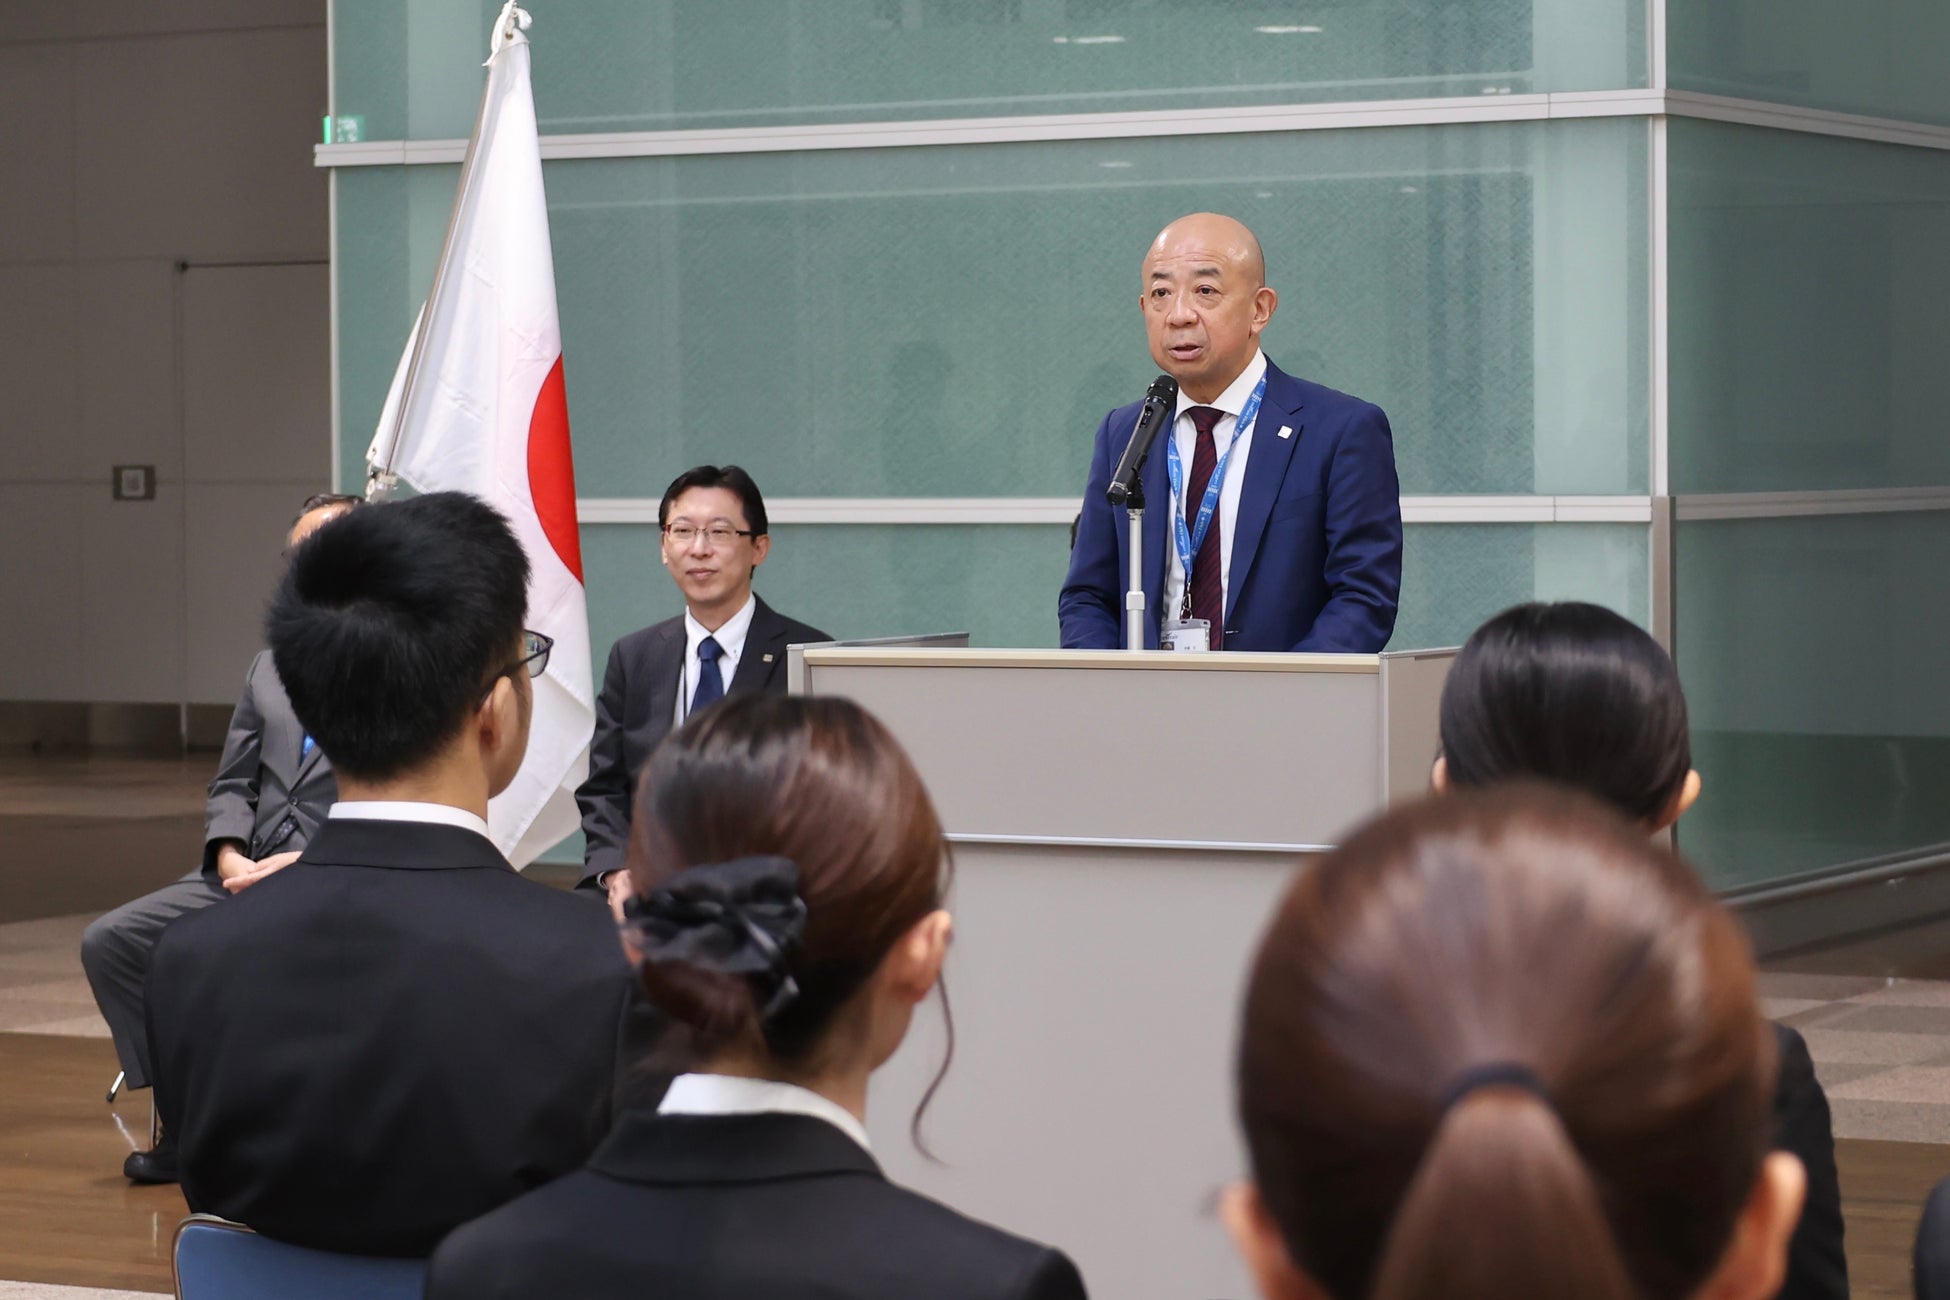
[202,654,269,870]
[576,641,635,888]
[1058,410,1124,650]
[1772,1024,1848,1300]
[1293,403,1403,653]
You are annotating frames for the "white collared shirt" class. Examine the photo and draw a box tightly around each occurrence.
[1162,348,1268,628]
[675,594,758,725]
[327,800,491,839]
[657,1071,872,1152]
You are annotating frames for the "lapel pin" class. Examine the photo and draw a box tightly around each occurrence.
[763,653,775,663]
[1278,425,1293,440]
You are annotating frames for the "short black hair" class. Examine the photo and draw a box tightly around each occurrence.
[1438,601,1692,825]
[657,465,768,536]
[266,491,530,781]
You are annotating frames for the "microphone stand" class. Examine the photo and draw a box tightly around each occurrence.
[1123,474,1147,652]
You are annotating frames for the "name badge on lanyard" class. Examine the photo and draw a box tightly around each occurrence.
[1164,372,1269,644]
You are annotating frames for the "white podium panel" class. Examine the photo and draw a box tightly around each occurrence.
[794,646,1455,1300]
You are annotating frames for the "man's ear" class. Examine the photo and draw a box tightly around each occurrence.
[1251,285,1279,334]
[1430,754,1449,793]
[750,532,772,571]
[478,674,519,756]
[1695,1152,1805,1300]
[1220,1183,1318,1300]
[883,909,951,1005]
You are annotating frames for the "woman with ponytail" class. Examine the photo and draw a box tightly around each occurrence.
[1225,786,1805,1300]
[1431,600,1847,1300]
[428,694,1085,1300]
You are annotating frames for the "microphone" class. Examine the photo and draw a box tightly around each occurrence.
[1105,374,1178,507]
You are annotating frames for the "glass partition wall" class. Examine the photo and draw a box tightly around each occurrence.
[325,1,1950,889]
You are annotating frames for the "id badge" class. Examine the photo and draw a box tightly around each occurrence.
[1160,618,1211,653]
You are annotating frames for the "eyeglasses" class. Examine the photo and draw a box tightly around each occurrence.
[661,524,755,545]
[480,630,553,705]
[512,629,553,679]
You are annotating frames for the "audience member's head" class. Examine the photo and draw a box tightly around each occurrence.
[1227,786,1803,1300]
[621,694,950,1085]
[657,465,772,623]
[1436,600,1699,828]
[288,492,364,549]
[266,491,535,791]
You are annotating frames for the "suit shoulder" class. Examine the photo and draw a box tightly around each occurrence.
[866,1179,1080,1281]
[487,871,621,934]
[608,617,685,675]
[613,617,684,654]
[1262,361,1379,419]
[783,616,832,644]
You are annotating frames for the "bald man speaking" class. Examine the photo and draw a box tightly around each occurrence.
[1060,214,1402,653]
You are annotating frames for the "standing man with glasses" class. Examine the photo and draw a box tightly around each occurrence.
[82,491,360,1185]
[575,465,830,915]
[145,492,636,1257]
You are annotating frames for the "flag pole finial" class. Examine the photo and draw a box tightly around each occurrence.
[489,3,532,61]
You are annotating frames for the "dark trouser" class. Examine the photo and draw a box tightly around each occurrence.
[1920,1177,1950,1300]
[79,870,227,1089]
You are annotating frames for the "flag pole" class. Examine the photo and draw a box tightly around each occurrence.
[365,3,532,502]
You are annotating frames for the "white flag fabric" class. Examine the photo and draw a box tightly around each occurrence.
[365,9,591,869]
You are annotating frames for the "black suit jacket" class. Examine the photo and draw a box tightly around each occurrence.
[202,651,337,872]
[576,596,831,886]
[1772,1022,1848,1300]
[146,818,636,1257]
[427,1111,1088,1300]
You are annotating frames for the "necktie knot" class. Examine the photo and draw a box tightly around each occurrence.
[690,635,726,715]
[1186,406,1225,440]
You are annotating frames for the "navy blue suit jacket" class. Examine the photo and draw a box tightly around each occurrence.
[1059,359,1403,652]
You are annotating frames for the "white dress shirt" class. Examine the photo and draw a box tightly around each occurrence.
[674,593,757,726]
[1162,348,1268,627]
[328,800,492,839]
[658,1071,872,1152]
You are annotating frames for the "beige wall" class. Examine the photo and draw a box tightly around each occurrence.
[0,1,328,708]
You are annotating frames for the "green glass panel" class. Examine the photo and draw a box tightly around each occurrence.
[336,120,1647,498]
[1669,121,1950,494]
[1675,511,1950,890]
[334,0,1645,142]
[1671,1,1950,127]
[1393,521,1647,650]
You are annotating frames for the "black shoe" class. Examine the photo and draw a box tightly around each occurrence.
[123,1132,179,1185]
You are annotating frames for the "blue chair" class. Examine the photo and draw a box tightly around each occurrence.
[172,1214,428,1300]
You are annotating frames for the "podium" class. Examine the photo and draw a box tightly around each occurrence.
[790,646,1455,1300]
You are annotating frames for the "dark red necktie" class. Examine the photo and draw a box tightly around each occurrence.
[1184,406,1225,649]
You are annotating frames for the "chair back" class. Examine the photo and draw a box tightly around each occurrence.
[173,1214,428,1300]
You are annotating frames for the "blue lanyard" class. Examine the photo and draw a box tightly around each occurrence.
[1165,372,1268,613]
[301,734,315,758]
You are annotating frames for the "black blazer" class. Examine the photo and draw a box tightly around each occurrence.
[575,596,831,886]
[1772,1023,1849,1300]
[146,818,636,1258]
[202,651,337,872]
[427,1111,1088,1300]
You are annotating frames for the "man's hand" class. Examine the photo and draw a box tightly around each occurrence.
[604,868,633,922]
[223,849,302,895]
[214,841,257,883]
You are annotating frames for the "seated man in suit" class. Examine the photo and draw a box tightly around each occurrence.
[146,491,635,1258]
[1059,213,1403,652]
[575,464,829,913]
[80,491,358,1184]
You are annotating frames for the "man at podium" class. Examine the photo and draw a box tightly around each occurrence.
[1059,213,1403,653]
